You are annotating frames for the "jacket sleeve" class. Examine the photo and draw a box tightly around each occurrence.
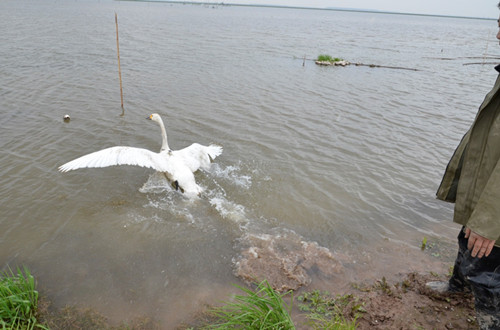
[467,159,500,241]
[436,130,470,203]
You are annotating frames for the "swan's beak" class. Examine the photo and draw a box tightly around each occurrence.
[146,115,152,120]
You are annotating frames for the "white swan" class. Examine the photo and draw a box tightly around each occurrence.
[58,113,223,196]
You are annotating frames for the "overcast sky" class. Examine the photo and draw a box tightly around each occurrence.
[216,0,499,19]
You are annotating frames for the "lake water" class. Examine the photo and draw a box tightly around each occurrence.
[1,0,498,327]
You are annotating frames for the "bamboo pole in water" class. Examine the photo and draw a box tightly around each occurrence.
[115,12,124,115]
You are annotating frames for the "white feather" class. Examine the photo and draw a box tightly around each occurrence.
[173,143,223,172]
[58,113,222,196]
[58,146,171,173]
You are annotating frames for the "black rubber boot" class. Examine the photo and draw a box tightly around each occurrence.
[450,228,500,329]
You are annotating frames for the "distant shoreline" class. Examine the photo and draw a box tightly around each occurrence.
[116,0,495,21]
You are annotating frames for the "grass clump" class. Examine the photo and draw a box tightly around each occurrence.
[317,54,344,62]
[297,290,361,330]
[206,280,295,329]
[0,266,47,329]
[203,282,360,329]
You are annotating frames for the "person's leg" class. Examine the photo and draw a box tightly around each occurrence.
[427,228,500,328]
[427,228,471,293]
[448,228,473,292]
[467,261,500,329]
[455,229,500,329]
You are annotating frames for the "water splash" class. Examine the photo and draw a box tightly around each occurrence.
[139,172,174,194]
[208,192,248,226]
[209,162,252,189]
[136,165,253,231]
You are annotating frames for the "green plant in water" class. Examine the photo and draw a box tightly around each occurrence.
[0,266,47,329]
[421,237,428,250]
[298,290,361,330]
[206,280,295,329]
[317,54,344,62]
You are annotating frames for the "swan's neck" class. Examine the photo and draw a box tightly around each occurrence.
[157,117,171,152]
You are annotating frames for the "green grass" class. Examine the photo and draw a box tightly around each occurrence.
[0,267,47,330]
[204,282,360,329]
[305,312,357,330]
[206,280,295,329]
[298,290,361,330]
[317,54,344,62]
[421,237,428,250]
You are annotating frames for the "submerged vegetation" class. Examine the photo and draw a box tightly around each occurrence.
[0,267,46,329]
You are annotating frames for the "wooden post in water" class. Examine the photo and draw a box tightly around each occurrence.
[115,12,124,115]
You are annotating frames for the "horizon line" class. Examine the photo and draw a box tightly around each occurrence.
[117,0,496,21]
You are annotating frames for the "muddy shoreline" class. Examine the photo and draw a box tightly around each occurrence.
[37,269,477,329]
[36,232,471,329]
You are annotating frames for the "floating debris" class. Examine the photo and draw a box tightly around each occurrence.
[306,54,419,71]
[315,60,350,66]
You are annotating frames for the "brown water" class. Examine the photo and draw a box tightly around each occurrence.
[0,0,498,327]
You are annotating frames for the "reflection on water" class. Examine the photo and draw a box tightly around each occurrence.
[0,0,498,326]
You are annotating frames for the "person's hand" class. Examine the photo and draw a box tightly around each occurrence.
[465,227,496,258]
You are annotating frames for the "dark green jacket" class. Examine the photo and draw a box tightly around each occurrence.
[437,67,500,245]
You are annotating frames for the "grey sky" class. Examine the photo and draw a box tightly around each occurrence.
[218,0,498,18]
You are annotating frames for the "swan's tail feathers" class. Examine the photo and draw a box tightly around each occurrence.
[206,144,223,162]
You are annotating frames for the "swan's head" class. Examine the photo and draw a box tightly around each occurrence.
[147,113,162,123]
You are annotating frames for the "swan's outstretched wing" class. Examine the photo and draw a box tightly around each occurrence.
[173,144,223,172]
[58,146,171,173]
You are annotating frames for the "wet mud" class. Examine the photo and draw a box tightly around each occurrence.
[234,230,348,291]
